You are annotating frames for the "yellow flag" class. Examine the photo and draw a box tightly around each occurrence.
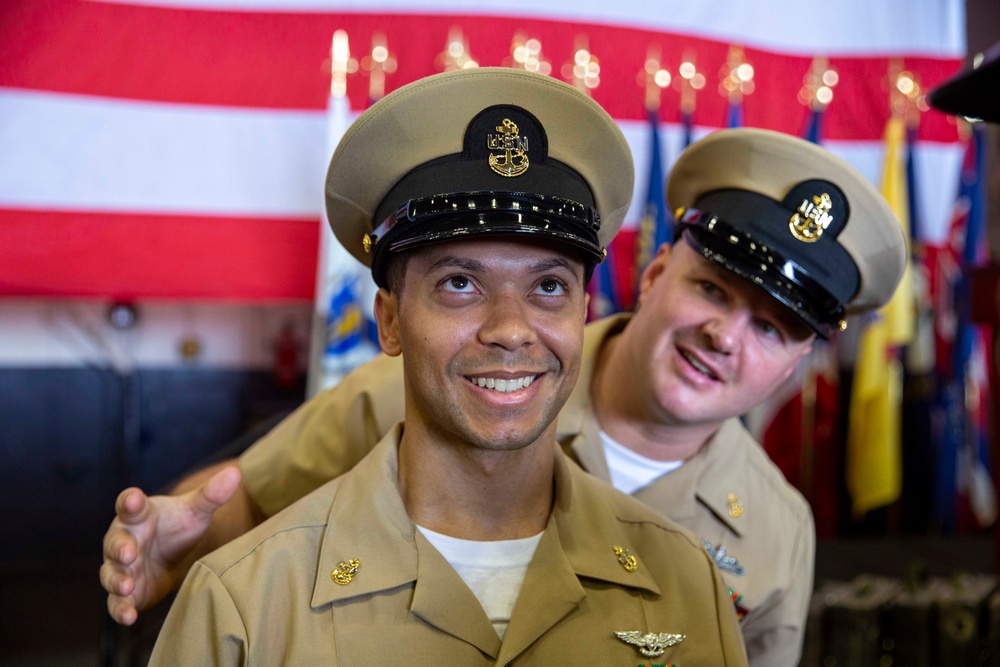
[845,115,913,516]
[846,313,903,514]
[878,116,915,346]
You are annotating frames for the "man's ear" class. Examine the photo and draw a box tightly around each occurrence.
[781,340,814,383]
[636,242,673,309]
[374,288,402,357]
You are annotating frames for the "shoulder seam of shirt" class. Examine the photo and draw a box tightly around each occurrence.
[210,522,328,579]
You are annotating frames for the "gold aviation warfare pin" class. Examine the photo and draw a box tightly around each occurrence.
[614,630,685,658]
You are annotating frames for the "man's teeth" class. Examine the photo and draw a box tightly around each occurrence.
[471,375,536,393]
[681,350,717,379]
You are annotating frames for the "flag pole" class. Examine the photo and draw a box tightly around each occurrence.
[306,30,378,398]
[719,45,753,128]
[676,52,703,148]
[631,45,671,306]
[796,56,837,505]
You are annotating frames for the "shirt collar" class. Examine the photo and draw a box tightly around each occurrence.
[556,313,631,438]
[312,424,419,608]
[312,424,663,609]
[636,419,749,536]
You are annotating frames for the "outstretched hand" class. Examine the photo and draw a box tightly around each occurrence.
[100,465,242,625]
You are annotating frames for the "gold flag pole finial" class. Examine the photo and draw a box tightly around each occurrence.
[361,32,397,103]
[637,45,671,113]
[719,45,754,106]
[436,26,478,71]
[676,51,705,116]
[328,30,358,98]
[798,56,838,111]
[887,59,928,127]
[505,32,551,75]
[563,34,600,95]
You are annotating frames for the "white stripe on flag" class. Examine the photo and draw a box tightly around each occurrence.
[0,89,964,245]
[96,0,965,57]
[0,88,331,217]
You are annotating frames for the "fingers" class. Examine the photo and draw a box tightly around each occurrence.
[101,559,139,625]
[104,491,147,566]
[100,469,243,627]
[99,559,134,597]
[188,465,242,516]
[103,524,137,565]
[106,590,138,626]
[102,486,151,625]
[114,486,152,525]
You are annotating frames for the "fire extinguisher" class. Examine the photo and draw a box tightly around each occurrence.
[274,321,299,389]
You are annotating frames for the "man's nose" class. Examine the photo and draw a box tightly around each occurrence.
[478,294,537,351]
[704,309,750,354]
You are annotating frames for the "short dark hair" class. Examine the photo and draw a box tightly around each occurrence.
[383,252,410,295]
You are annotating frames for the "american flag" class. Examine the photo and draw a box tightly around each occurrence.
[0,0,964,301]
[0,0,966,305]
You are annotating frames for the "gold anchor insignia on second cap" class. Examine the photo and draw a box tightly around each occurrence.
[331,558,360,585]
[613,545,638,572]
[788,192,834,243]
[727,492,744,518]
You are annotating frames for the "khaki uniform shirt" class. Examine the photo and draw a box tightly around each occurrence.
[156,427,748,666]
[241,315,814,666]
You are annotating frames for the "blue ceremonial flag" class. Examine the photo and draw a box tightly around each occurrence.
[681,110,694,149]
[899,120,939,531]
[953,126,987,379]
[935,123,996,530]
[803,107,824,145]
[726,100,743,128]
[951,124,996,530]
[587,243,620,321]
[933,132,977,530]
[633,109,671,295]
[905,124,924,243]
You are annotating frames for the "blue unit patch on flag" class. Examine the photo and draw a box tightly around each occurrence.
[324,275,364,356]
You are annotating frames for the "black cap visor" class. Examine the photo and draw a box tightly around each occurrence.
[678,210,845,338]
[928,43,1000,123]
[369,191,603,287]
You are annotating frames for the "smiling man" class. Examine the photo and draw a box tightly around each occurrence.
[107,125,907,665]
[145,68,747,665]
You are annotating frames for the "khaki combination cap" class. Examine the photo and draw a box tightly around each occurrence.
[325,67,635,287]
[667,128,907,338]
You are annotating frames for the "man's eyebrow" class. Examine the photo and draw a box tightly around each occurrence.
[528,257,578,275]
[426,256,578,275]
[427,256,487,272]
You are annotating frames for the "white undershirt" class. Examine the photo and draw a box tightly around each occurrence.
[600,429,684,494]
[416,525,543,639]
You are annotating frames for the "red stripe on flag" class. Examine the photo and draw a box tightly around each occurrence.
[1,1,961,141]
[0,208,318,301]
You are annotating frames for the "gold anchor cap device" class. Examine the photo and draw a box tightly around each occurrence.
[324,67,634,288]
[667,128,907,338]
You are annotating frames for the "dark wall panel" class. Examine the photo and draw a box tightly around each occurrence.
[0,367,302,562]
